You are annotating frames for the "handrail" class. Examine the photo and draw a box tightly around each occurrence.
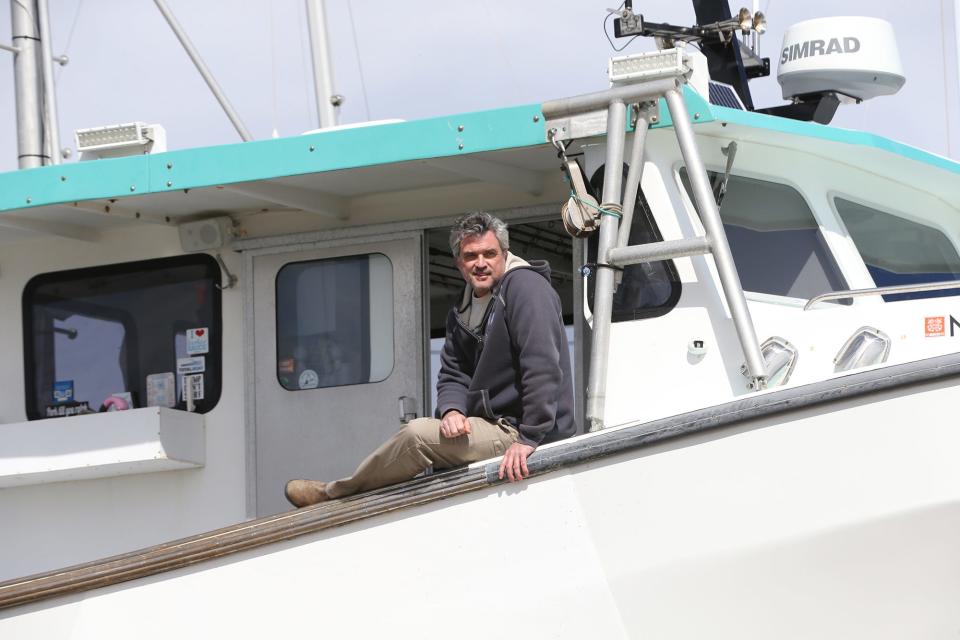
[804,280,960,310]
[3,351,960,611]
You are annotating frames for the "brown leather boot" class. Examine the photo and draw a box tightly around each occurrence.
[284,479,331,508]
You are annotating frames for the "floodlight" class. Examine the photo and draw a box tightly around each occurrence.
[76,123,150,152]
[75,122,167,160]
[609,47,687,85]
[737,8,753,32]
[753,11,767,34]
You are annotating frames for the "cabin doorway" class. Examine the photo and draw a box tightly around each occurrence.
[425,218,576,418]
[249,233,427,516]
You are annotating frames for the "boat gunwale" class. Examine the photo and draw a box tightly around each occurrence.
[2,350,959,612]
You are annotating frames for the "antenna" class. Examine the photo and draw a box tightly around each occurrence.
[610,1,769,110]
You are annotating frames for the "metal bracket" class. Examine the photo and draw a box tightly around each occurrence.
[544,110,609,144]
[215,253,238,290]
[631,101,660,129]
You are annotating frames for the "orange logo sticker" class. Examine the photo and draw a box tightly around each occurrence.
[925,316,945,337]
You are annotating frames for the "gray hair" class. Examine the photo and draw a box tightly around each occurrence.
[449,211,509,257]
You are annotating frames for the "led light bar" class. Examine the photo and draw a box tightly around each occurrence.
[75,122,150,152]
[608,47,688,85]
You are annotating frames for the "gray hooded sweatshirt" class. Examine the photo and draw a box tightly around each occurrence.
[436,254,575,447]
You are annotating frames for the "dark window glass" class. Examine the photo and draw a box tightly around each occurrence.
[276,253,394,390]
[23,255,222,420]
[835,197,960,302]
[681,169,847,301]
[588,164,682,321]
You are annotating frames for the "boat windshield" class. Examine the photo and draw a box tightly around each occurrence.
[681,169,848,302]
[834,197,960,301]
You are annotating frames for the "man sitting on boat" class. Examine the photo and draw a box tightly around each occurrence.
[285,211,575,507]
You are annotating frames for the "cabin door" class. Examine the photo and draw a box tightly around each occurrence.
[251,234,426,516]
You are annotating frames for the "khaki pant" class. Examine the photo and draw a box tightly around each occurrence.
[326,417,518,499]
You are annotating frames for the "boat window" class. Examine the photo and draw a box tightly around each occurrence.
[23,255,222,420]
[834,197,960,301]
[276,253,394,390]
[680,170,848,301]
[588,164,682,321]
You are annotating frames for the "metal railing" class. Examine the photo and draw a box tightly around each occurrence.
[804,280,960,310]
[544,68,767,431]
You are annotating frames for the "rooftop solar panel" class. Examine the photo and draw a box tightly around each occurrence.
[708,82,746,110]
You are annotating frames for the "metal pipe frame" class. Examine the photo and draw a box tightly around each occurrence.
[305,0,339,129]
[616,111,650,250]
[608,236,711,267]
[153,0,253,142]
[11,0,44,168]
[0,41,20,54]
[542,77,678,121]
[664,88,767,388]
[36,0,61,165]
[804,280,960,310]
[585,100,627,432]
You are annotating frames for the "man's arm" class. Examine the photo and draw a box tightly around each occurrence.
[504,270,566,448]
[435,311,472,436]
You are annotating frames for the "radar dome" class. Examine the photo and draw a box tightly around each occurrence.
[778,17,905,101]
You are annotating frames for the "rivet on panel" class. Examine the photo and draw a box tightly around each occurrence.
[130,185,136,192]
[457,125,464,132]
[166,180,173,187]
[533,115,540,122]
[458,143,464,150]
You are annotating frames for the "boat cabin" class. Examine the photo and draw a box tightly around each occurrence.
[1,5,960,597]
[1,77,959,583]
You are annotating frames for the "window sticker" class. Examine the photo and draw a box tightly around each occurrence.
[180,374,205,401]
[146,372,177,407]
[102,393,131,411]
[278,357,295,374]
[177,356,206,375]
[186,327,210,355]
[46,401,90,418]
[298,369,319,389]
[925,316,945,337]
[53,380,74,405]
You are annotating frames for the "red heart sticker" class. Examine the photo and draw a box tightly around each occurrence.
[195,329,205,337]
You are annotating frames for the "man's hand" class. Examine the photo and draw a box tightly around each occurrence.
[440,410,471,439]
[498,442,536,482]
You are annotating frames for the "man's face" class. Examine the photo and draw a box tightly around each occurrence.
[456,230,507,296]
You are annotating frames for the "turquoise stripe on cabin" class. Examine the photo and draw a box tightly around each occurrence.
[709,104,960,174]
[2,93,959,214]
[0,104,546,212]
[0,156,151,211]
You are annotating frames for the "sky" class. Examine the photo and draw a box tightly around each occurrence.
[0,1,958,174]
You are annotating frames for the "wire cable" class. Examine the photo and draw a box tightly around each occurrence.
[56,0,83,82]
[346,0,372,121]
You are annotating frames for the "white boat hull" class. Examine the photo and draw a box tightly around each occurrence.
[2,371,958,638]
